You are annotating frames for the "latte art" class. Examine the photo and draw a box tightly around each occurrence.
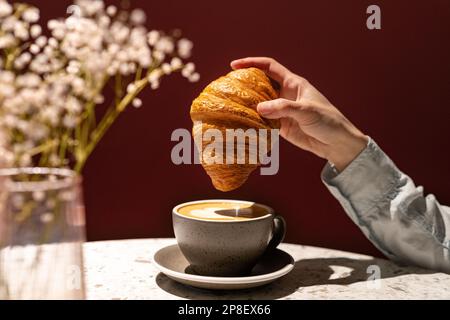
[178,202,270,221]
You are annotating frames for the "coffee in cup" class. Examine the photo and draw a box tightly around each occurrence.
[172,200,286,276]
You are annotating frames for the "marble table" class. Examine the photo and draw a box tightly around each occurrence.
[84,238,450,300]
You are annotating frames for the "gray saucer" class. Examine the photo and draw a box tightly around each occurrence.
[152,244,294,290]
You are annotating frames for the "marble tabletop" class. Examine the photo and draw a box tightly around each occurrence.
[84,238,450,300]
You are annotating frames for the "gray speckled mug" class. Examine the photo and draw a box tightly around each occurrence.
[172,200,286,277]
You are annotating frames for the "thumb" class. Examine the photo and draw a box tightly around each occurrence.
[257,98,300,119]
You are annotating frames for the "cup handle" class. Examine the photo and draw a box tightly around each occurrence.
[266,215,286,253]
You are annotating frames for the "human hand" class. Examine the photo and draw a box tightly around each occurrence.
[231,57,369,172]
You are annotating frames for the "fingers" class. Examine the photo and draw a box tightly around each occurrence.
[230,57,290,83]
[257,98,299,119]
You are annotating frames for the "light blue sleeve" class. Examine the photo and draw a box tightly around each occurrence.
[321,138,450,273]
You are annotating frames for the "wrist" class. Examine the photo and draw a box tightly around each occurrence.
[327,132,369,172]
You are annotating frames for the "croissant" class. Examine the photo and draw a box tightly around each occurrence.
[190,67,280,192]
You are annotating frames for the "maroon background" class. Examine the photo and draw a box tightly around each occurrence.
[33,0,450,257]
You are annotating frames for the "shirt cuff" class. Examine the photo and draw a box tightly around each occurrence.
[321,137,402,215]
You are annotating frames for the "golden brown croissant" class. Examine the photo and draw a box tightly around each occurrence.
[190,67,280,192]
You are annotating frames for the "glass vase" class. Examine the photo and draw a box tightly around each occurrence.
[0,167,86,299]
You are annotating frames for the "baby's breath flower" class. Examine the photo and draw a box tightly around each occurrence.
[47,19,60,30]
[182,62,195,78]
[147,30,159,46]
[0,0,198,169]
[63,114,78,128]
[178,38,193,59]
[132,98,142,108]
[155,36,174,54]
[170,57,182,70]
[76,0,104,16]
[14,22,29,41]
[53,28,66,40]
[161,63,172,75]
[127,83,137,93]
[147,69,162,83]
[48,37,59,48]
[138,53,152,68]
[130,9,146,25]
[0,34,15,49]
[22,7,40,23]
[150,81,160,90]
[35,35,47,47]
[153,50,164,61]
[0,1,12,18]
[30,44,40,54]
[188,72,200,83]
[94,95,104,104]
[106,5,117,16]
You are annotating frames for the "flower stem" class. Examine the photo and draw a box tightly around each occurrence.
[74,76,150,173]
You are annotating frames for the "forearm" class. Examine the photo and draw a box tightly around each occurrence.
[322,138,450,273]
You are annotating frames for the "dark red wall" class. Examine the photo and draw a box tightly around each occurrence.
[34,0,450,257]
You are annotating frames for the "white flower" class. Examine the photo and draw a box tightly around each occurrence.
[30,44,40,54]
[98,15,110,28]
[16,73,41,87]
[0,34,15,49]
[48,19,61,30]
[71,77,85,95]
[147,30,160,46]
[182,62,195,78]
[35,35,47,48]
[153,50,164,61]
[147,69,162,83]
[130,9,146,25]
[0,1,12,18]
[161,63,172,75]
[66,97,82,113]
[111,22,130,43]
[0,0,198,169]
[41,107,60,126]
[138,53,152,68]
[119,63,130,75]
[14,21,29,40]
[66,60,81,74]
[132,98,142,108]
[31,25,43,38]
[94,94,104,104]
[52,27,66,40]
[3,114,18,128]
[2,15,17,32]
[178,38,193,59]
[127,83,137,93]
[151,81,160,90]
[188,72,200,83]
[76,0,104,16]
[22,7,40,23]
[48,37,59,48]
[155,36,174,54]
[0,71,15,83]
[170,57,182,69]
[0,83,15,97]
[106,5,117,16]
[63,114,78,128]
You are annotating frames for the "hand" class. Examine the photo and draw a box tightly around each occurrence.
[231,57,369,172]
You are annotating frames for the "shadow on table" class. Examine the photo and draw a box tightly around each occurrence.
[155,257,435,299]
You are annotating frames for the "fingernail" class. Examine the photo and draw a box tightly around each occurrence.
[257,103,273,115]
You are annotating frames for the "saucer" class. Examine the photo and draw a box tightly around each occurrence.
[152,244,294,290]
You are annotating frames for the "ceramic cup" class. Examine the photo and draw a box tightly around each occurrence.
[172,200,286,277]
